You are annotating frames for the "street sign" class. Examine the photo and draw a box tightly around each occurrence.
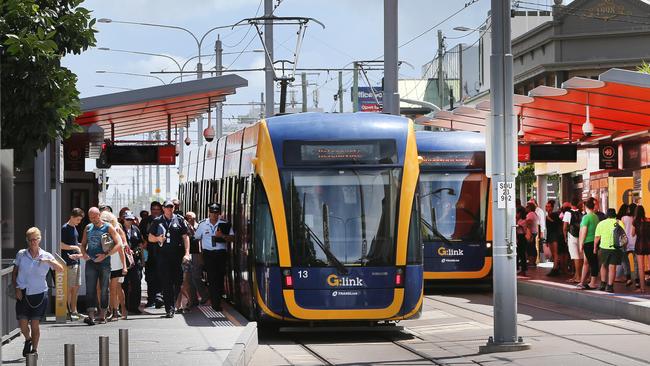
[497,181,515,209]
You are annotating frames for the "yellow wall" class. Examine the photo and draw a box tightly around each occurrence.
[610,177,633,210]
[642,168,650,209]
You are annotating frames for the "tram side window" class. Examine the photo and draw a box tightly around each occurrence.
[254,183,278,265]
[407,196,422,264]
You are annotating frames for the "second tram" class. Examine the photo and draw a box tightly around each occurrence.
[180,112,423,323]
[416,131,492,283]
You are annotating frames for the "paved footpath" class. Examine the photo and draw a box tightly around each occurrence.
[2,303,249,366]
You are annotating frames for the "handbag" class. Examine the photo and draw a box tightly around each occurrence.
[101,232,115,253]
[124,245,135,269]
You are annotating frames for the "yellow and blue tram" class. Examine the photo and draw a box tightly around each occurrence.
[180,113,423,323]
[416,131,492,283]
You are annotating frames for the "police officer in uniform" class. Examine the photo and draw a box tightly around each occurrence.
[140,201,163,308]
[148,200,191,318]
[195,203,234,311]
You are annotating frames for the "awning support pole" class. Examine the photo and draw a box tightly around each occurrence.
[167,114,172,145]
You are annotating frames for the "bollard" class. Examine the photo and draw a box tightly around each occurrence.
[64,344,75,366]
[119,329,129,366]
[99,336,109,366]
[25,353,37,366]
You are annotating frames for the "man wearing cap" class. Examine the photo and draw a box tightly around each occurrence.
[122,211,145,314]
[195,203,234,311]
[140,201,163,308]
[148,200,191,318]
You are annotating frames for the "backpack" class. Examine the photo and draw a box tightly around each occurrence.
[613,220,628,251]
[569,209,583,238]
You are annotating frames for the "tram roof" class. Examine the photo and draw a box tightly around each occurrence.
[75,74,248,138]
[417,68,650,145]
[415,130,484,152]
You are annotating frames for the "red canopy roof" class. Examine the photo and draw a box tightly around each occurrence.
[75,74,247,138]
[418,68,650,144]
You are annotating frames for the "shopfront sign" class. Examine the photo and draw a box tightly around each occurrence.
[599,144,617,170]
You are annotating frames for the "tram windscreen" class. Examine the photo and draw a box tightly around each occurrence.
[419,172,487,242]
[283,169,399,267]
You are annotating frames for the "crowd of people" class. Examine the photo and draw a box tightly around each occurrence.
[11,198,234,357]
[516,197,650,293]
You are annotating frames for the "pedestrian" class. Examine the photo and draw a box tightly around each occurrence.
[619,203,637,287]
[140,201,163,308]
[102,211,128,321]
[184,211,209,308]
[148,200,191,318]
[60,208,85,320]
[80,207,122,325]
[195,203,234,311]
[122,211,145,314]
[595,208,623,293]
[578,198,600,290]
[525,202,539,267]
[530,198,547,262]
[563,197,584,283]
[632,205,650,293]
[545,200,565,277]
[516,206,529,276]
[172,198,183,216]
[12,227,64,357]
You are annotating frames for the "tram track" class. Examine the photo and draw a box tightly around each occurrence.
[424,294,648,366]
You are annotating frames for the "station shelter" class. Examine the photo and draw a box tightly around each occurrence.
[417,68,650,211]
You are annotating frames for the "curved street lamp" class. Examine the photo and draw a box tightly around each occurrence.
[96,70,167,85]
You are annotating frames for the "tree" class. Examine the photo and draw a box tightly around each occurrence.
[0,0,96,164]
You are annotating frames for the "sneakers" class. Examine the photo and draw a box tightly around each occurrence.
[599,283,607,291]
[605,285,615,293]
[22,339,32,357]
[165,311,175,318]
[84,317,96,326]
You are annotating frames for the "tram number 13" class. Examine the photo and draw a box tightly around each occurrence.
[298,270,309,279]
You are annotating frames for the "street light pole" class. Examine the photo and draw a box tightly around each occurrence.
[480,0,530,353]
[215,37,223,140]
[383,0,399,116]
[264,0,274,117]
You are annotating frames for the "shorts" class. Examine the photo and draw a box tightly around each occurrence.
[599,249,622,266]
[67,264,81,287]
[567,234,582,260]
[111,269,125,279]
[16,291,48,321]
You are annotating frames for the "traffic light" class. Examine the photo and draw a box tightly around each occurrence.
[97,141,111,169]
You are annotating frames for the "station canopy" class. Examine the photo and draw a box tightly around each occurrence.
[418,68,650,144]
[75,74,248,138]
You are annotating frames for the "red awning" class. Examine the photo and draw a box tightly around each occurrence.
[75,74,248,139]
[417,68,650,144]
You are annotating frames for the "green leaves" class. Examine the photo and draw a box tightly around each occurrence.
[0,0,97,165]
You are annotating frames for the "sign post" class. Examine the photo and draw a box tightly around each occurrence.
[54,253,68,323]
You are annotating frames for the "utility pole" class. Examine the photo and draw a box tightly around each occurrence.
[480,0,529,353]
[136,167,140,209]
[384,0,399,115]
[338,71,343,113]
[264,0,274,117]
[155,132,160,199]
[437,30,445,110]
[301,72,308,112]
[352,62,359,112]
[166,128,171,199]
[215,37,224,139]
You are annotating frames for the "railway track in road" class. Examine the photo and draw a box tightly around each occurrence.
[425,294,650,366]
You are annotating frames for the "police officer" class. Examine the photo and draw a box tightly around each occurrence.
[140,201,163,308]
[195,203,234,311]
[148,200,191,318]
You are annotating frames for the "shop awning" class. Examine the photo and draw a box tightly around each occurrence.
[417,68,650,144]
[75,74,248,139]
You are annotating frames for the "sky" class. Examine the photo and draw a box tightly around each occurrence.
[62,0,558,209]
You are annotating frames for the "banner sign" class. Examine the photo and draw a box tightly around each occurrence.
[355,87,383,112]
[599,144,617,170]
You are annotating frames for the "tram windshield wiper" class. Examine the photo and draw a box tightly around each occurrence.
[420,217,454,245]
[303,223,348,275]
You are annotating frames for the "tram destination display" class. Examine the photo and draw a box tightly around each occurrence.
[284,139,397,165]
[419,151,485,170]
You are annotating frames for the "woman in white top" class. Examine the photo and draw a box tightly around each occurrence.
[100,211,128,320]
[12,227,64,357]
[619,203,637,287]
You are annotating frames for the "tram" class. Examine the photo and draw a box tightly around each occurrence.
[180,113,423,324]
[416,131,492,283]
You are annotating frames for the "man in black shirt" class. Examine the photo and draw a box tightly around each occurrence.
[60,208,85,320]
[148,200,191,318]
[140,201,163,308]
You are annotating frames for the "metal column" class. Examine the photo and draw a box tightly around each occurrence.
[215,37,224,140]
[352,62,359,112]
[301,72,308,112]
[264,0,274,117]
[480,0,529,353]
[383,0,399,115]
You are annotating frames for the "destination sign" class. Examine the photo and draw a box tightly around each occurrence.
[284,140,397,165]
[420,151,485,170]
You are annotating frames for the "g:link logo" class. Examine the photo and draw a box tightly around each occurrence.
[327,274,366,287]
[438,247,464,256]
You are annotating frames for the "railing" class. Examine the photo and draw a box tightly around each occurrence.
[1,265,18,341]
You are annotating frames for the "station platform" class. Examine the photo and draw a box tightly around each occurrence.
[1,302,257,366]
[517,263,650,326]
